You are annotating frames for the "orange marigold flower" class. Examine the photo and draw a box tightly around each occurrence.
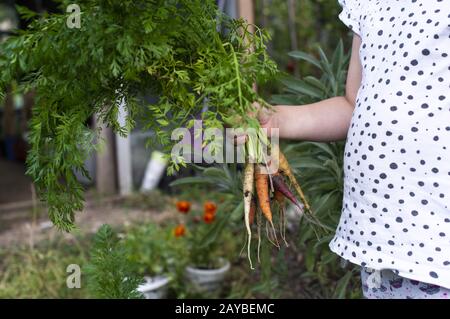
[173,224,186,237]
[176,201,191,214]
[203,201,217,216]
[203,212,215,224]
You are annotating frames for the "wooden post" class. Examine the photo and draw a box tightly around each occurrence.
[287,0,299,76]
[94,117,117,195]
[237,0,255,26]
[237,0,257,92]
[224,0,238,18]
[115,101,133,195]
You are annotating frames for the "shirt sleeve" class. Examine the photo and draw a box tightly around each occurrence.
[338,0,361,36]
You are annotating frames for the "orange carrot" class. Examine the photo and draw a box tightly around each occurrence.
[255,165,280,248]
[254,165,272,224]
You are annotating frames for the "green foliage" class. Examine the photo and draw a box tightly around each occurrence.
[85,224,144,299]
[171,165,243,244]
[123,223,186,277]
[272,40,349,105]
[0,0,278,231]
[254,0,350,74]
[192,203,241,269]
[170,41,360,297]
[170,165,276,286]
[171,165,244,268]
[170,164,242,200]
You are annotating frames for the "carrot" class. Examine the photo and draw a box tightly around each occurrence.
[273,190,289,247]
[272,173,303,211]
[254,165,272,224]
[270,143,332,236]
[273,190,285,206]
[256,208,262,263]
[243,161,255,269]
[249,199,256,225]
[255,164,280,247]
[277,150,312,213]
[265,219,278,248]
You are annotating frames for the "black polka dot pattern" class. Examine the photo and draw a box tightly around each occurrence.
[331,0,450,290]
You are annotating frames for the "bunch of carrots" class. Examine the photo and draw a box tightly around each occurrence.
[242,142,326,269]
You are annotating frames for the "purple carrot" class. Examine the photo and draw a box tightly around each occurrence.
[272,173,303,211]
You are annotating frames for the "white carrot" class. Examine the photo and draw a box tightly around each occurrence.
[243,161,255,269]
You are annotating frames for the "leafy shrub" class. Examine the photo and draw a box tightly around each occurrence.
[170,164,245,254]
[85,224,144,299]
[123,223,187,277]
[0,0,277,231]
[255,0,351,74]
[272,40,349,105]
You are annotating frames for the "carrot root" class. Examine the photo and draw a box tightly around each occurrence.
[265,220,280,249]
[277,151,311,210]
[272,173,303,211]
[279,206,289,247]
[275,146,329,235]
[249,199,256,226]
[255,165,273,224]
[243,161,255,269]
[257,209,262,263]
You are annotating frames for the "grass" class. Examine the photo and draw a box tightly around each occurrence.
[0,237,89,298]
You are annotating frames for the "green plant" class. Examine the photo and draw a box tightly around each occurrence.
[254,0,350,77]
[85,224,144,299]
[123,223,186,277]
[271,40,361,298]
[272,39,349,105]
[170,164,281,292]
[167,40,359,298]
[170,164,244,260]
[0,0,277,231]
[173,199,228,269]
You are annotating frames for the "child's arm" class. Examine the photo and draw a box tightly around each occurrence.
[261,35,362,142]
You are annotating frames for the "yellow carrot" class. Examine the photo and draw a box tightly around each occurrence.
[277,150,312,214]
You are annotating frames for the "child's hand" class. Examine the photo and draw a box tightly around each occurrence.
[232,101,277,145]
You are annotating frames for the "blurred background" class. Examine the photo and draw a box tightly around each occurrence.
[0,0,360,299]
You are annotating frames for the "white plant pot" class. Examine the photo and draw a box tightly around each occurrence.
[137,275,171,299]
[185,259,230,293]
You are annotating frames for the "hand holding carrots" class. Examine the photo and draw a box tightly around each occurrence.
[233,101,278,146]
